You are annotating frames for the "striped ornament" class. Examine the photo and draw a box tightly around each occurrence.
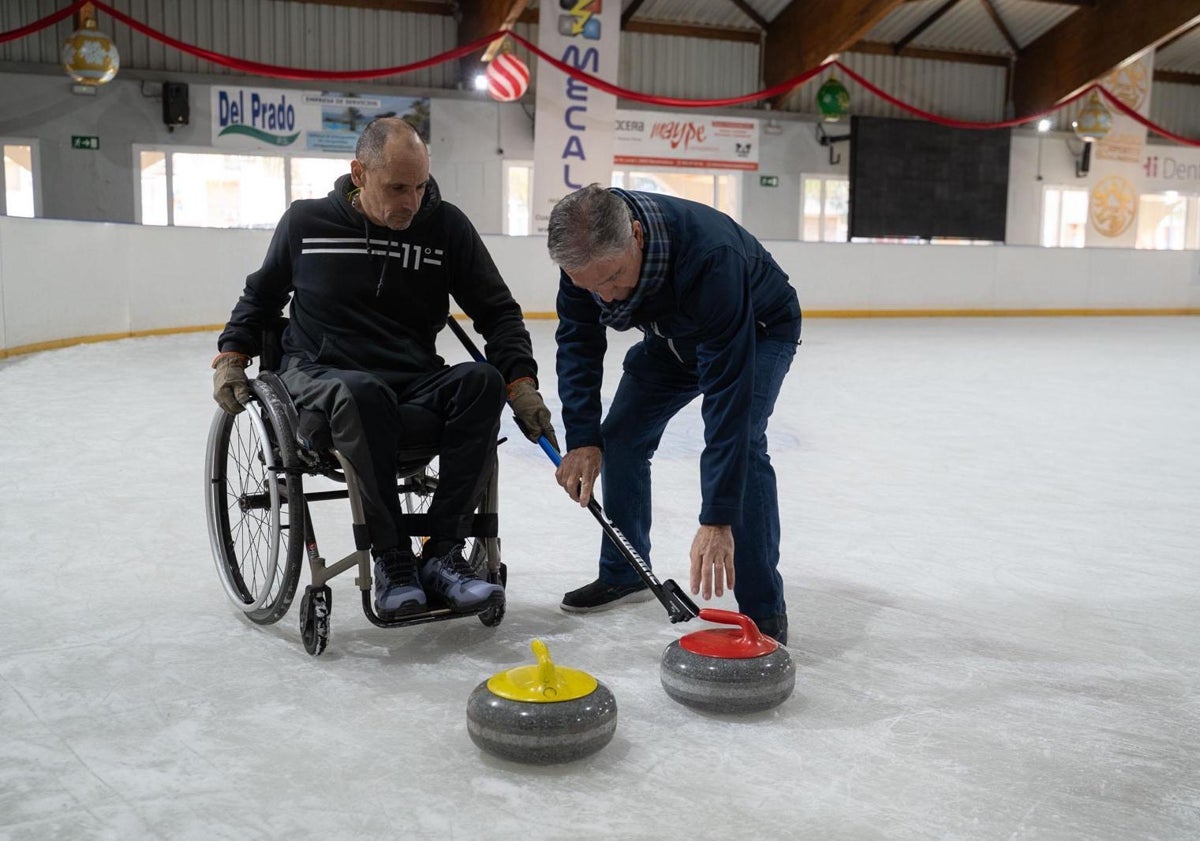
[486,54,530,102]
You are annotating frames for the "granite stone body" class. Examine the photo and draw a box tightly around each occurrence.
[466,681,618,764]
[660,640,795,713]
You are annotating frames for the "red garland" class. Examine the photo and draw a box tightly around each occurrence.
[0,0,85,45]
[830,60,1092,131]
[504,30,832,108]
[0,1,1195,146]
[87,0,504,81]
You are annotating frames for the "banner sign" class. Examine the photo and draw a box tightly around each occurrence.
[1086,55,1152,247]
[210,86,430,152]
[1143,148,1200,191]
[614,110,760,171]
[531,0,620,235]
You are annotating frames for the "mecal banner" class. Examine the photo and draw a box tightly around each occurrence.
[531,0,620,235]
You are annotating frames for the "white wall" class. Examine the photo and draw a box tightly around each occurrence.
[3,217,1197,356]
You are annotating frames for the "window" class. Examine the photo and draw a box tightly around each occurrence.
[136,147,350,228]
[139,150,168,226]
[611,169,740,221]
[504,161,533,236]
[2,142,38,217]
[501,165,739,236]
[1136,192,1198,250]
[290,157,351,203]
[802,176,848,242]
[1042,186,1088,248]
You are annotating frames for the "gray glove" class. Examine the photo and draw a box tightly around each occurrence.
[212,351,252,414]
[507,378,559,452]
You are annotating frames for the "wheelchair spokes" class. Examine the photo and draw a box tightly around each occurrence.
[205,397,303,625]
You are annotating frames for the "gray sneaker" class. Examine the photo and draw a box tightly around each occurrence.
[420,543,504,612]
[560,578,654,613]
[373,548,426,618]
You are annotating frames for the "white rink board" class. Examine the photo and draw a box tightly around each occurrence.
[2,216,1198,353]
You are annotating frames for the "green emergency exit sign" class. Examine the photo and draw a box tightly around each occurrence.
[71,135,100,150]
[759,175,779,188]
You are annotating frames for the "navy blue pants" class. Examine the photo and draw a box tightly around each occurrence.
[597,335,797,624]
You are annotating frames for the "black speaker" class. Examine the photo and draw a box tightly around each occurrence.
[163,82,189,128]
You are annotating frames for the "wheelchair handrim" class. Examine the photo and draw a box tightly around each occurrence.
[205,404,284,613]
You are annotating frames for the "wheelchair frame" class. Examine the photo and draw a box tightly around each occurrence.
[205,366,506,656]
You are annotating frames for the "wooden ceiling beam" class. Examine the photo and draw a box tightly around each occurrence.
[728,0,770,31]
[1155,69,1200,84]
[1012,0,1200,115]
[764,0,909,108]
[980,0,1020,54]
[277,0,454,13]
[851,40,1011,67]
[455,0,525,85]
[624,20,762,43]
[622,0,649,28]
[894,0,963,53]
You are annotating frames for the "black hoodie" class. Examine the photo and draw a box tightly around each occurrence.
[219,173,537,384]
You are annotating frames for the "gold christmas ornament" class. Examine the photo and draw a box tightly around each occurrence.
[1071,91,1112,143]
[62,18,120,86]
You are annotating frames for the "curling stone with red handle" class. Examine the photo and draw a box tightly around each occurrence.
[660,608,795,714]
[467,640,617,764]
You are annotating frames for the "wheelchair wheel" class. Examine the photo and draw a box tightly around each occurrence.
[205,384,305,625]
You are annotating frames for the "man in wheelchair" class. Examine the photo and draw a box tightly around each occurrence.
[211,117,556,621]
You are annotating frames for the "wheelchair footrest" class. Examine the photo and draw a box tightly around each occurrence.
[359,590,503,629]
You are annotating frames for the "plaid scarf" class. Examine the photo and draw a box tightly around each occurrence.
[595,189,671,331]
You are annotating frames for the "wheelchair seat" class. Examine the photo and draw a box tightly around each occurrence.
[295,399,443,475]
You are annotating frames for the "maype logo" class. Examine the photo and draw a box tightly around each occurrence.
[558,0,601,40]
[650,121,706,152]
[217,90,300,146]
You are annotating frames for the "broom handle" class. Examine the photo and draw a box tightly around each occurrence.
[446,316,699,623]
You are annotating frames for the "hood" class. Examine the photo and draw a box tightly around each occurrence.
[330,171,443,229]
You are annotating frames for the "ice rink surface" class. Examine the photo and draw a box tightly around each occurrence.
[2,317,1198,840]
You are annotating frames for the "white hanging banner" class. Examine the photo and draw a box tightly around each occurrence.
[531,1,620,235]
[1085,54,1153,247]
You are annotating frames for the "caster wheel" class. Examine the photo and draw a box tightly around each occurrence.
[300,585,331,656]
[478,599,506,627]
[479,563,506,627]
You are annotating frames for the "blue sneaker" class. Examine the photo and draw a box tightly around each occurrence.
[420,543,504,612]
[373,548,426,618]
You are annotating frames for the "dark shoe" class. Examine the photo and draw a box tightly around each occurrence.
[420,543,504,612]
[561,578,654,613]
[373,548,426,618]
[753,614,788,646]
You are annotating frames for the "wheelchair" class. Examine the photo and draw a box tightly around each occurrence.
[204,328,506,656]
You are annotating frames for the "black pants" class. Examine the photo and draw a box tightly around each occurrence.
[280,359,506,552]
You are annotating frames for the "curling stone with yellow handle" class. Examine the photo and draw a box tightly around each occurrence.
[660,608,795,713]
[467,640,617,764]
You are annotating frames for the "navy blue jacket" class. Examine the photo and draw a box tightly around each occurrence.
[555,192,800,525]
